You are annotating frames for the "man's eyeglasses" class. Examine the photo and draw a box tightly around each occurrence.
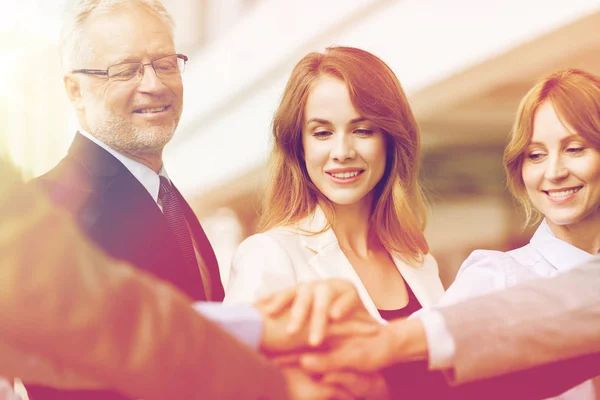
[71,54,188,82]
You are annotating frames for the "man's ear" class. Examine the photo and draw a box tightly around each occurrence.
[64,75,85,110]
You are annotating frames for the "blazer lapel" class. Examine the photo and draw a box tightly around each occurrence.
[300,208,384,322]
[392,255,442,308]
[299,206,444,319]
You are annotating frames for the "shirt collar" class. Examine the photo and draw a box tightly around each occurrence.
[529,219,595,272]
[78,129,170,204]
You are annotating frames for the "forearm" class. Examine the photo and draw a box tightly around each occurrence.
[382,316,600,399]
[441,263,600,384]
[0,185,289,400]
[387,318,429,365]
[0,341,101,390]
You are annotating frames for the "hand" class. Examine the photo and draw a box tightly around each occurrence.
[299,322,396,373]
[299,318,427,373]
[322,371,390,400]
[258,299,379,355]
[282,368,353,400]
[256,278,377,347]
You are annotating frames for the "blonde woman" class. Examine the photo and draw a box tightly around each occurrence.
[438,69,600,399]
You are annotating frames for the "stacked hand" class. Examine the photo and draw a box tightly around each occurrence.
[256,279,379,353]
[254,279,398,400]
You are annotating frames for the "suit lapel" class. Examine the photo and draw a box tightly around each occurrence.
[68,134,205,300]
[392,255,441,308]
[69,134,179,259]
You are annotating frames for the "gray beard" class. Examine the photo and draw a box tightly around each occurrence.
[90,112,177,156]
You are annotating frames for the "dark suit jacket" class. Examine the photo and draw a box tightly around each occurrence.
[28,133,224,400]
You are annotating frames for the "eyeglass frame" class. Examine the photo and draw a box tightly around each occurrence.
[70,53,188,80]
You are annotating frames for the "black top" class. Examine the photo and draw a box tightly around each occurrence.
[378,283,451,399]
[377,281,422,321]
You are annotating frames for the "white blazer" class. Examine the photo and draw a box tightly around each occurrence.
[225,207,445,322]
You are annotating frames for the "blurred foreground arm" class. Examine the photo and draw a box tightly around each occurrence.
[0,162,288,400]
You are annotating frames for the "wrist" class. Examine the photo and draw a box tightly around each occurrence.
[258,309,308,354]
[388,318,428,364]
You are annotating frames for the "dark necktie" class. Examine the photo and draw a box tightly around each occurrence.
[158,176,205,300]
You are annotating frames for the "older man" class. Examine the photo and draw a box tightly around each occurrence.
[30,0,222,398]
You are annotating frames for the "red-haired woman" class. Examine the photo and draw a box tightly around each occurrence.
[226,46,443,321]
[437,69,600,399]
[225,46,446,398]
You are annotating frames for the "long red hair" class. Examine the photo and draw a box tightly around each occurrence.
[260,46,429,263]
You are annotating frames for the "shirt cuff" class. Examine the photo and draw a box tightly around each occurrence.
[192,302,263,351]
[417,308,456,371]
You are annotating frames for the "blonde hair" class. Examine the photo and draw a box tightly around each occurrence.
[60,0,175,72]
[260,46,429,264]
[504,68,600,225]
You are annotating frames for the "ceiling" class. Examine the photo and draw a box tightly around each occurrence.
[190,9,600,218]
[415,10,600,149]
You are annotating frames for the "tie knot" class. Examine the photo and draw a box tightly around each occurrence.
[158,176,173,199]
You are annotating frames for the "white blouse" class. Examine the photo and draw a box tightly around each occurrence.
[439,219,599,400]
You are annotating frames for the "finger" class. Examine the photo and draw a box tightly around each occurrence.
[287,284,313,334]
[329,289,361,321]
[308,284,334,346]
[270,353,302,367]
[328,319,379,337]
[322,372,369,397]
[257,288,296,316]
[254,292,274,307]
[300,347,348,373]
[322,371,358,387]
[316,384,354,400]
[330,388,354,400]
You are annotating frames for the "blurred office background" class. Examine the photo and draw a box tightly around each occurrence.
[2,0,600,290]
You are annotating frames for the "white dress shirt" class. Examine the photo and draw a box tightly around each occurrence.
[420,219,598,399]
[79,129,169,206]
[193,302,263,350]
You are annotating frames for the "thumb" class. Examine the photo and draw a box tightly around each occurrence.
[300,348,348,373]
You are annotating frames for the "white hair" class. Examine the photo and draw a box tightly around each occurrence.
[60,0,176,73]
